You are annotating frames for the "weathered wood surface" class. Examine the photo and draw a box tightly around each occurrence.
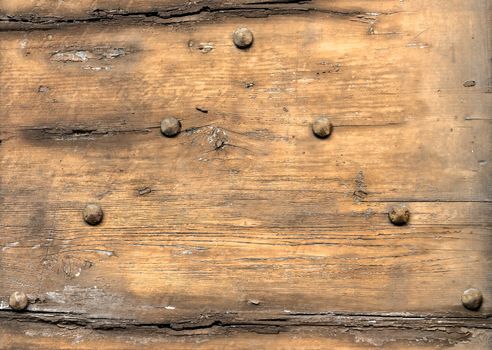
[2,319,492,350]
[0,1,415,23]
[0,0,491,348]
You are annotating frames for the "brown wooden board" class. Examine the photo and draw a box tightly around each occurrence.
[1,319,492,349]
[0,0,491,348]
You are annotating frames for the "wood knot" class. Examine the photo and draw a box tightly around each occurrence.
[208,127,228,150]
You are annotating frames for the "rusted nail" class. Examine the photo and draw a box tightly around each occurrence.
[83,204,104,226]
[233,27,254,49]
[462,288,483,311]
[312,116,333,139]
[160,117,181,137]
[9,291,28,311]
[388,205,410,226]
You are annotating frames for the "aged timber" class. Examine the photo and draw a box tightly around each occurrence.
[0,0,491,348]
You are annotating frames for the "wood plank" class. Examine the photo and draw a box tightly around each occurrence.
[0,1,405,22]
[1,320,492,349]
[0,0,491,348]
[0,0,490,312]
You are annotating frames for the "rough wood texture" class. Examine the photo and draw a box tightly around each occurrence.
[0,0,491,348]
[0,1,409,22]
[1,319,492,350]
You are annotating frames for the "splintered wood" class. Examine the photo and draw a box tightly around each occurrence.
[0,0,491,349]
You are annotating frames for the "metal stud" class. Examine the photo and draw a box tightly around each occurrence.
[9,291,28,311]
[388,205,410,226]
[462,288,483,311]
[233,27,254,49]
[83,204,104,226]
[160,117,182,137]
[312,116,333,139]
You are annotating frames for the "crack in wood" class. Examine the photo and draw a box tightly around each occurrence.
[22,126,155,141]
[0,1,398,30]
[0,309,490,333]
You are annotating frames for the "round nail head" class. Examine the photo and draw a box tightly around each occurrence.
[462,288,483,311]
[83,204,104,226]
[9,291,28,311]
[160,117,181,137]
[233,27,254,49]
[388,206,410,226]
[312,117,333,139]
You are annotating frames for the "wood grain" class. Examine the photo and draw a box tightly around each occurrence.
[0,0,491,348]
[2,319,492,349]
[0,0,406,22]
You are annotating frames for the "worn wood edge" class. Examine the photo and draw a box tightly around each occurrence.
[2,320,491,349]
[1,309,491,331]
[1,312,491,349]
[0,1,397,31]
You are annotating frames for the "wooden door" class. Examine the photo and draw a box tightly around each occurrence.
[1,1,491,348]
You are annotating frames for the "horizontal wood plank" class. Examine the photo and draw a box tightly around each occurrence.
[0,0,406,21]
[0,0,491,348]
[1,319,492,349]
